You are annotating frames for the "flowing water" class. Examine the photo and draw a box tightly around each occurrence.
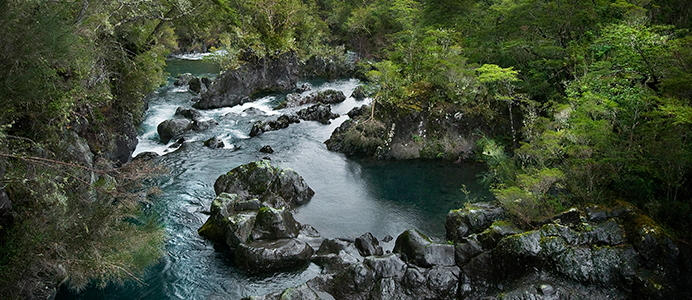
[58,58,492,300]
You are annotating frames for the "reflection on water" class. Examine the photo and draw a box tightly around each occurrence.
[58,60,491,300]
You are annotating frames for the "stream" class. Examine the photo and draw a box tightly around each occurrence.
[58,57,492,300]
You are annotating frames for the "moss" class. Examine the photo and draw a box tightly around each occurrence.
[198,218,224,242]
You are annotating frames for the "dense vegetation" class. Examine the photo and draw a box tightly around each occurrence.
[1,0,691,298]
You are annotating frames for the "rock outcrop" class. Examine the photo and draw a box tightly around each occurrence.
[158,107,216,143]
[193,51,299,109]
[249,114,301,137]
[278,89,347,109]
[198,161,316,273]
[249,104,339,136]
[245,201,692,300]
[325,102,492,160]
[296,103,339,125]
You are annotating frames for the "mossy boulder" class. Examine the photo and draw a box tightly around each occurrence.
[450,201,692,300]
[213,160,314,208]
[251,206,300,241]
[445,202,505,243]
[234,239,314,274]
[393,229,455,268]
[296,103,339,125]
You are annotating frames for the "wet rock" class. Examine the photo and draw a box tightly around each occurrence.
[586,205,609,222]
[204,137,225,149]
[331,262,376,300]
[476,220,523,249]
[347,105,369,119]
[324,118,387,157]
[455,237,483,265]
[550,207,581,226]
[193,51,299,109]
[251,207,300,241]
[393,229,455,267]
[265,168,316,207]
[382,235,394,243]
[192,119,218,131]
[259,145,274,154]
[278,90,346,109]
[198,193,257,247]
[365,254,407,279]
[446,202,505,243]
[242,107,265,116]
[213,160,314,209]
[355,232,384,257]
[175,107,203,121]
[351,85,367,100]
[234,239,314,274]
[174,73,194,86]
[296,103,339,125]
[189,77,211,94]
[157,119,192,143]
[249,114,300,137]
[309,90,346,104]
[274,283,322,300]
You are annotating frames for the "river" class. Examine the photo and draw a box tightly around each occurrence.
[57,58,492,300]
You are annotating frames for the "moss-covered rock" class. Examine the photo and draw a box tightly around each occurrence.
[251,206,300,241]
[234,239,314,274]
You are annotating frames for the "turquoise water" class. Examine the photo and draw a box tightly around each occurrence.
[57,59,492,300]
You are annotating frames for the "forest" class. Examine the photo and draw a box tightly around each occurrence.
[1,0,691,298]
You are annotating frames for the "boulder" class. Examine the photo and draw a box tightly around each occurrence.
[351,85,367,100]
[188,77,211,94]
[278,90,347,109]
[213,160,315,209]
[393,229,455,268]
[355,232,383,257]
[234,239,314,274]
[251,207,300,241]
[157,119,192,144]
[446,202,505,243]
[198,193,257,247]
[347,105,369,119]
[204,137,225,149]
[193,51,299,109]
[296,103,339,125]
[259,145,274,154]
[191,119,218,131]
[174,73,194,86]
[249,114,300,137]
[175,107,203,121]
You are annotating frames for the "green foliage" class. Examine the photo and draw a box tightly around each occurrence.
[0,145,166,298]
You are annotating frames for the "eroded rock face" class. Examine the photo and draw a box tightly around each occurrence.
[193,51,299,109]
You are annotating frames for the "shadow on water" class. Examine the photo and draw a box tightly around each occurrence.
[356,159,493,239]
